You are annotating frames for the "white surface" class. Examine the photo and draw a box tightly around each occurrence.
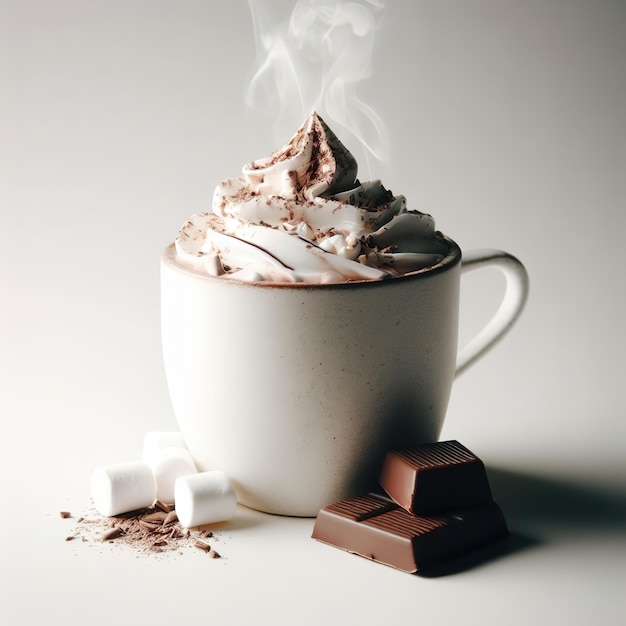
[2,1,625,624]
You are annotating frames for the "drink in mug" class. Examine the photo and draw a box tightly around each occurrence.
[161,114,528,516]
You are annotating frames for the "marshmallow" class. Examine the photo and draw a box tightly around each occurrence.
[91,460,156,517]
[203,252,225,277]
[175,471,237,528]
[142,431,188,465]
[149,446,197,505]
[318,233,361,260]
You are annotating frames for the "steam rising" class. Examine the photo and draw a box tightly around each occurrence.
[246,0,388,178]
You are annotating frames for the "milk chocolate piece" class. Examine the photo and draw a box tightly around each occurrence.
[379,440,493,514]
[312,494,508,573]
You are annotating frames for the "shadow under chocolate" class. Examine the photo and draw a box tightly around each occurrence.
[487,466,626,530]
[418,466,626,578]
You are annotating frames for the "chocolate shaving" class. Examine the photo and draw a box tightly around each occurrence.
[164,511,179,526]
[102,526,124,541]
[169,527,184,539]
[142,512,169,524]
[154,500,173,513]
[65,502,226,559]
[194,540,211,552]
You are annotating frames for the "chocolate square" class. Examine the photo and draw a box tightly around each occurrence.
[312,493,508,573]
[379,440,494,514]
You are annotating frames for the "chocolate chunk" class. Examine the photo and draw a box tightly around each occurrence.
[312,494,508,573]
[379,440,493,514]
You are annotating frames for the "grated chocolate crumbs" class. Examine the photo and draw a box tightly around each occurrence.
[62,502,226,560]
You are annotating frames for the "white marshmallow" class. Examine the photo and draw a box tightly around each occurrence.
[142,431,188,465]
[319,233,361,260]
[91,460,156,517]
[149,446,197,505]
[175,471,237,528]
[203,252,225,277]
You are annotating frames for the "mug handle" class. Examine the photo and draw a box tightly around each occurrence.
[455,249,529,377]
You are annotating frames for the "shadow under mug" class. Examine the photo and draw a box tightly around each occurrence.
[161,236,528,516]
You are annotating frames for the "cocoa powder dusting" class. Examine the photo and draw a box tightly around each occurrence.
[63,503,226,559]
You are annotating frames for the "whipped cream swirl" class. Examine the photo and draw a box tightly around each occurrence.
[175,113,447,283]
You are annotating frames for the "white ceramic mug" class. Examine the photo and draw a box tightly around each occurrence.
[161,237,528,516]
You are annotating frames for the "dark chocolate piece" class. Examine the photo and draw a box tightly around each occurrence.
[312,493,508,573]
[379,440,493,514]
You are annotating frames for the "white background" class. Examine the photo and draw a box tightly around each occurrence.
[2,1,625,624]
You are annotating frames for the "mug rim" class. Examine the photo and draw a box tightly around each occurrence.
[161,234,461,291]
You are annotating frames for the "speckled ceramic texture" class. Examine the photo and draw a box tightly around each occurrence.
[161,238,527,516]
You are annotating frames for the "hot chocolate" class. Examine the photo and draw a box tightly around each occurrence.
[173,112,447,284]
